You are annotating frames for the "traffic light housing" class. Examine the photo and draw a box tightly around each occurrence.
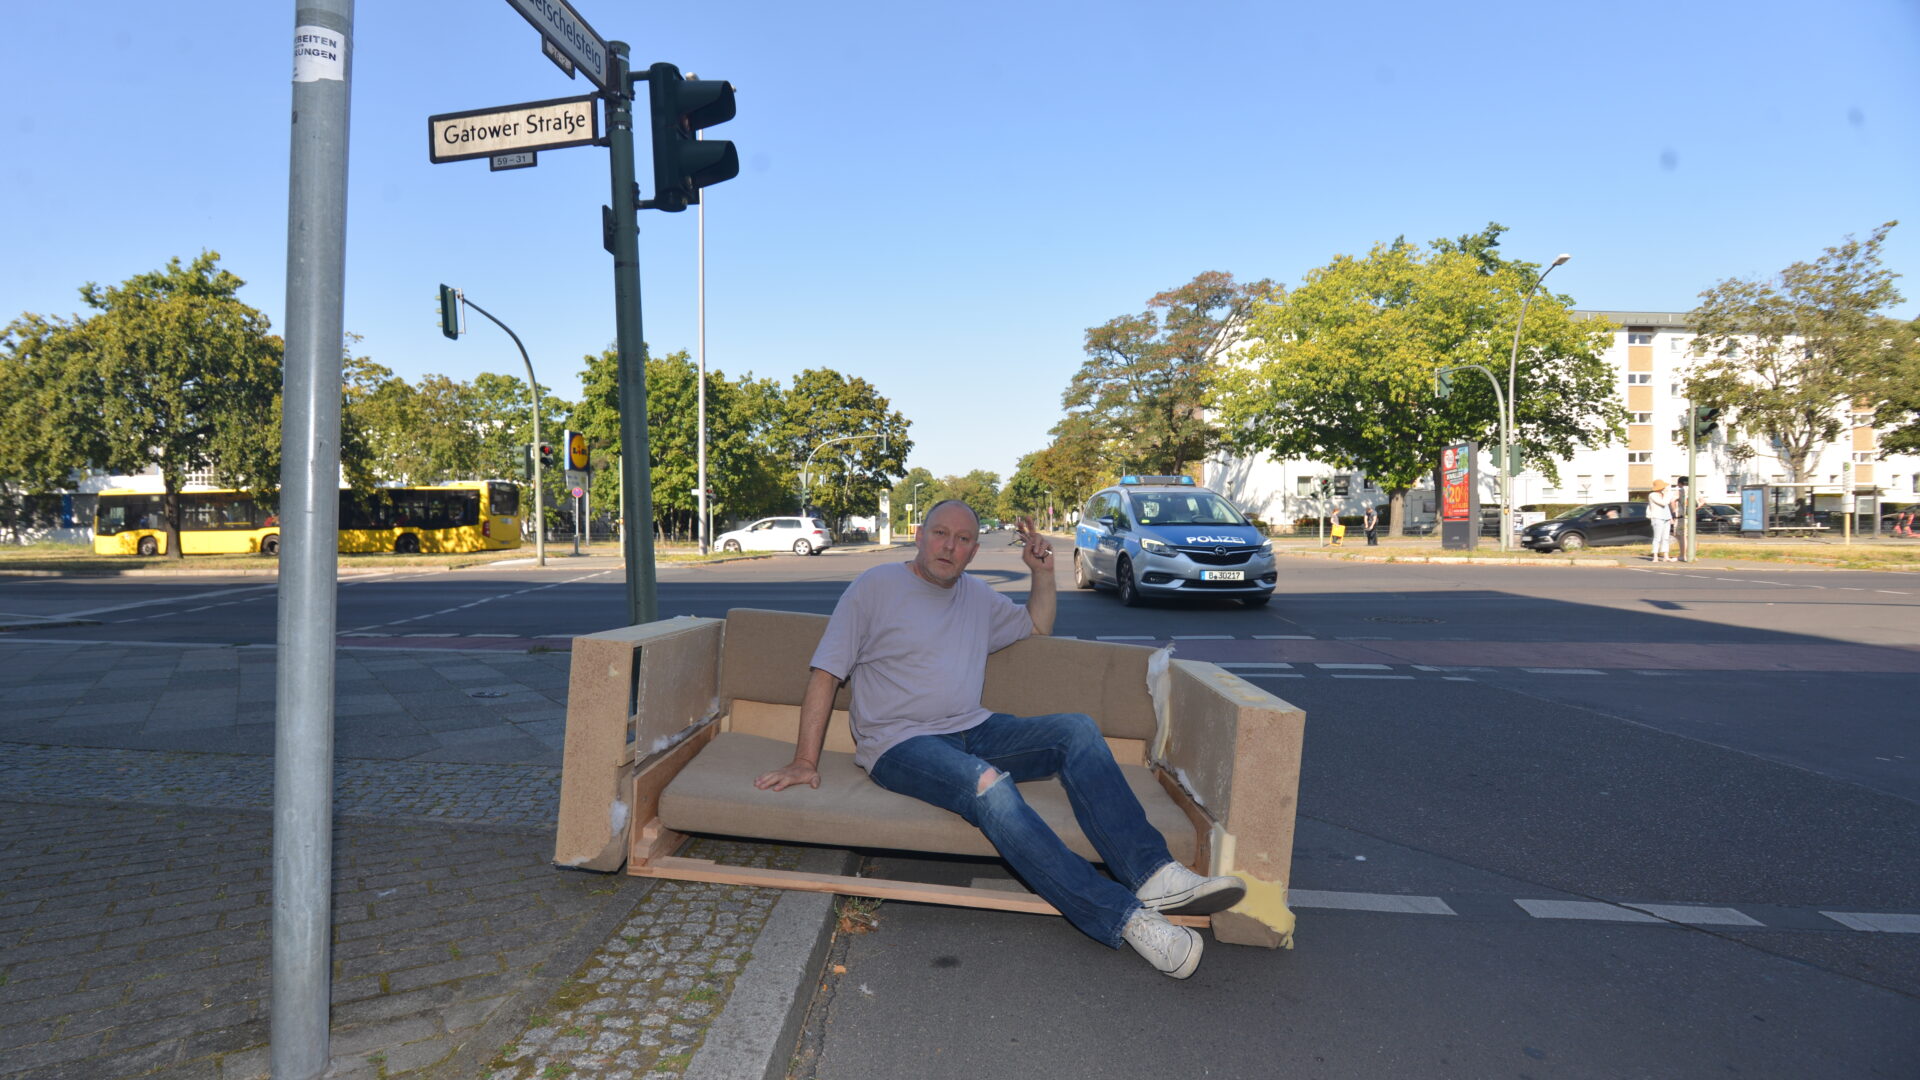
[643,62,738,213]
[437,284,461,339]
[537,442,556,469]
[1690,405,1723,439]
[1435,370,1455,399]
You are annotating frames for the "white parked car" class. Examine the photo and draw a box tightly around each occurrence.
[715,516,833,556]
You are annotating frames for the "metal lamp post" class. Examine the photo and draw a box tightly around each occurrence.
[1436,363,1509,546]
[1502,253,1570,552]
[457,295,546,567]
[801,434,885,517]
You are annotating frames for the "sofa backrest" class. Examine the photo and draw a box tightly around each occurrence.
[718,607,1159,742]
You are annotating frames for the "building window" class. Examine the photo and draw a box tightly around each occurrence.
[1604,475,1616,491]
[1627,452,1652,464]
[1630,412,1652,425]
[1627,331,1654,345]
[1627,373,1652,385]
[1295,478,1313,496]
[1362,477,1376,491]
[1576,475,1592,496]
[1852,452,1875,463]
[1852,411,1875,426]
[1670,337,1688,351]
[1726,475,1742,494]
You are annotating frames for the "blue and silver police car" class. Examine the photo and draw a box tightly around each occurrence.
[1072,476,1276,607]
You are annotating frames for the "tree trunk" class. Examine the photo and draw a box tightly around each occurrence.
[1387,488,1408,538]
[163,486,184,560]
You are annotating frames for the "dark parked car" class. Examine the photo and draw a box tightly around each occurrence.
[1695,503,1741,533]
[1519,501,1651,553]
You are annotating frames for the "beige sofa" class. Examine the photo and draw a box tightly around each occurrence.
[552,608,1305,947]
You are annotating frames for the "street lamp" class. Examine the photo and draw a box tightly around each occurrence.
[801,434,886,517]
[912,481,923,529]
[1435,363,1509,548]
[441,288,546,567]
[1502,253,1570,552]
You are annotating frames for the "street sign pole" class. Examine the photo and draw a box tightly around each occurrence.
[606,42,658,625]
[274,4,352,1078]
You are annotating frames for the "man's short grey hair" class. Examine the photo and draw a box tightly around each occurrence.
[922,499,979,527]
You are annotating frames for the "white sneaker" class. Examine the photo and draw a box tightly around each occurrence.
[1134,861,1246,916]
[1122,909,1202,979]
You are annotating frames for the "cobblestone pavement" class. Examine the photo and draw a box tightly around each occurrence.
[0,744,560,830]
[0,643,573,766]
[481,840,805,1080]
[0,798,635,1080]
[0,639,838,1080]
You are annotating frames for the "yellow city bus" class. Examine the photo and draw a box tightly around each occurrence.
[93,481,523,556]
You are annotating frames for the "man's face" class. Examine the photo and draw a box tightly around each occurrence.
[912,504,980,588]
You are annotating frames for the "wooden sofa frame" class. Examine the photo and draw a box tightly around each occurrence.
[552,609,1304,947]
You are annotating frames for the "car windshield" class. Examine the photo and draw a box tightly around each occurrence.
[1129,492,1248,526]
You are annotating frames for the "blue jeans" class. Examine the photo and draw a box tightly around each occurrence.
[868,712,1175,947]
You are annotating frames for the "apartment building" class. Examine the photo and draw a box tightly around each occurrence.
[1206,310,1920,529]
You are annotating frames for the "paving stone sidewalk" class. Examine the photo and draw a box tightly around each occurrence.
[0,642,839,1080]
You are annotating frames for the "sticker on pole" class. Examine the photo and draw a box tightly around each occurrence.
[293,26,346,83]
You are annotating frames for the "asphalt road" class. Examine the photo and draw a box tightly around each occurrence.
[4,541,1917,1076]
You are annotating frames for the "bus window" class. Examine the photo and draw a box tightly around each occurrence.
[488,481,520,517]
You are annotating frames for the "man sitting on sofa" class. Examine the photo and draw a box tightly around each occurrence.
[753,499,1244,978]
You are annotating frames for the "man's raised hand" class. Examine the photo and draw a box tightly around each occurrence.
[1015,515,1054,572]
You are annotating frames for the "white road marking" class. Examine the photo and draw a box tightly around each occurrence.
[1097,635,1156,641]
[1253,634,1314,640]
[1315,663,1391,670]
[1333,674,1415,680]
[1171,634,1234,640]
[1624,904,1764,927]
[1220,662,1295,670]
[1820,911,1920,933]
[69,583,278,619]
[1515,899,1662,923]
[1290,890,1455,915]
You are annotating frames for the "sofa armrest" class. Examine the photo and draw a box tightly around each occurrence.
[1159,658,1305,947]
[554,616,724,871]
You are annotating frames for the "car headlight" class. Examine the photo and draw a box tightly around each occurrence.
[1139,537,1172,555]
[1259,540,1275,555]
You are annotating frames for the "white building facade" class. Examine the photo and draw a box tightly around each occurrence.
[1206,310,1920,531]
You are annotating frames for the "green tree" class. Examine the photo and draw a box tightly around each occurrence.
[888,467,945,532]
[774,369,912,529]
[999,452,1054,525]
[1064,271,1278,476]
[1686,221,1905,482]
[50,253,283,558]
[940,470,1001,525]
[1216,228,1621,536]
[573,347,791,540]
[1863,316,1920,455]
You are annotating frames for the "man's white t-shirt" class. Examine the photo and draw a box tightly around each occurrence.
[809,561,1034,771]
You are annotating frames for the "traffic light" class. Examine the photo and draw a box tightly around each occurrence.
[537,442,556,469]
[1435,370,1455,399]
[520,443,535,481]
[437,284,461,339]
[1690,405,1723,439]
[643,62,738,213]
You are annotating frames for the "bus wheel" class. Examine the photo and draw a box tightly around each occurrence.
[261,534,280,556]
[394,534,420,555]
[137,536,158,557]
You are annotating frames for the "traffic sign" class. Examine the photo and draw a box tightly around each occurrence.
[490,151,537,171]
[565,469,589,490]
[541,36,575,80]
[428,95,600,164]
[503,0,609,90]
[571,486,586,500]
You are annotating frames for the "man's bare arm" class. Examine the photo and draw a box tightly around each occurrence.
[1015,515,1056,636]
[753,666,840,791]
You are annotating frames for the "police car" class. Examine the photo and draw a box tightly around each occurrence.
[1072,476,1276,607]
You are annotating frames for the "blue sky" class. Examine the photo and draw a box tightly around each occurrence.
[4,1,1916,482]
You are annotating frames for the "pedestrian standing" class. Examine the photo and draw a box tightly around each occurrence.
[1363,504,1379,546]
[1647,479,1675,562]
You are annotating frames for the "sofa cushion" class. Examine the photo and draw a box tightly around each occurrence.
[658,731,1197,866]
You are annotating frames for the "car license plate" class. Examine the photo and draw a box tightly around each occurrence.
[1201,570,1244,581]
